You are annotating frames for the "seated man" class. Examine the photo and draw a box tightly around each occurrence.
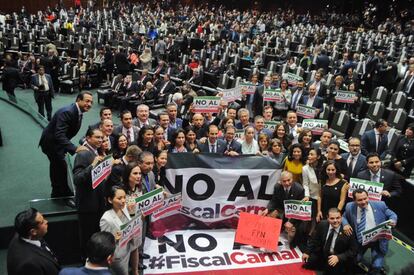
[260,171,306,249]
[302,208,357,275]
[342,189,397,275]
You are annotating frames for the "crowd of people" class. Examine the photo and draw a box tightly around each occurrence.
[4,1,414,275]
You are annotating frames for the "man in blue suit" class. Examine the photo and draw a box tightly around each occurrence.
[299,84,324,117]
[39,91,93,198]
[31,66,55,121]
[342,189,397,275]
[59,232,115,275]
[341,137,367,181]
[361,119,389,158]
[221,125,242,156]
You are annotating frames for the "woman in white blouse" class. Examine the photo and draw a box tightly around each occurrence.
[302,148,322,233]
[241,126,260,155]
[100,185,140,275]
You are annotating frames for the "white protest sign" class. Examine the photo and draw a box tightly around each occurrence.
[234,129,245,142]
[284,200,312,221]
[222,86,242,103]
[282,73,303,87]
[119,213,143,248]
[240,83,256,95]
[296,104,316,119]
[335,90,356,103]
[348,178,384,201]
[135,188,164,216]
[302,119,328,135]
[263,89,283,102]
[193,96,221,113]
[91,155,113,189]
[152,193,182,221]
[361,220,393,246]
[264,121,280,132]
[338,139,349,152]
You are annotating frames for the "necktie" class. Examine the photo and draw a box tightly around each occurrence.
[126,129,131,143]
[377,134,382,151]
[348,156,355,177]
[78,113,83,124]
[144,174,150,192]
[324,229,335,254]
[284,188,290,199]
[291,91,299,109]
[40,239,58,262]
[210,144,215,153]
[372,173,379,183]
[357,207,366,243]
[406,76,414,94]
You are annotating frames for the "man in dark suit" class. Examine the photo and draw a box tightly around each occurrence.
[157,74,176,104]
[31,66,55,121]
[290,80,306,111]
[299,84,324,117]
[341,137,367,180]
[114,48,130,76]
[316,49,330,75]
[73,128,106,259]
[39,91,93,198]
[361,119,389,158]
[198,124,227,153]
[58,232,115,275]
[343,189,397,275]
[357,153,402,201]
[402,64,414,97]
[251,75,272,118]
[307,71,328,99]
[2,60,20,103]
[167,103,183,130]
[222,125,242,155]
[112,110,140,145]
[363,49,379,95]
[303,208,357,275]
[7,208,60,275]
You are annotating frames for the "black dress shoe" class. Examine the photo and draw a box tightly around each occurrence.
[138,263,147,270]
[141,253,150,259]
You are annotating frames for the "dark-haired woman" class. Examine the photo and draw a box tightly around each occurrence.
[184,126,200,153]
[100,185,140,275]
[323,140,347,177]
[113,134,128,159]
[168,128,187,153]
[137,125,156,154]
[272,123,292,152]
[283,143,306,183]
[153,150,168,186]
[317,161,349,221]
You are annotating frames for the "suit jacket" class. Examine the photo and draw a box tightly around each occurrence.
[267,182,304,214]
[142,171,157,193]
[361,129,388,158]
[169,118,183,130]
[39,103,82,158]
[73,149,106,214]
[221,138,242,154]
[305,221,357,264]
[59,267,111,275]
[158,80,176,96]
[357,168,402,198]
[364,55,379,76]
[2,66,20,91]
[7,235,60,275]
[100,208,137,259]
[197,139,227,154]
[133,118,157,129]
[299,95,324,114]
[31,73,55,98]
[341,153,367,180]
[316,54,330,74]
[342,201,397,254]
[307,80,327,98]
[112,125,140,145]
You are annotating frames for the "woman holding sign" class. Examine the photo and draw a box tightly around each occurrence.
[274,79,292,119]
[317,161,349,221]
[100,185,140,275]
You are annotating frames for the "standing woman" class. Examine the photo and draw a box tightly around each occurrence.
[113,134,129,159]
[100,185,139,275]
[153,150,168,186]
[168,128,187,153]
[302,148,323,232]
[317,160,348,221]
[323,140,347,177]
[272,123,291,152]
[274,79,292,119]
[136,125,155,154]
[283,143,306,183]
[298,129,313,157]
[241,126,260,155]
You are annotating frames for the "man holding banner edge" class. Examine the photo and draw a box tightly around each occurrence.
[342,189,397,275]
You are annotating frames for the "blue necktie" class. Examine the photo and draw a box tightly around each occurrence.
[357,207,366,243]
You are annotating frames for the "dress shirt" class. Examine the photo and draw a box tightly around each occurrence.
[348,153,360,172]
[122,127,135,143]
[39,74,49,91]
[369,169,381,182]
[306,95,316,107]
[21,237,41,248]
[326,225,341,253]
[357,203,376,231]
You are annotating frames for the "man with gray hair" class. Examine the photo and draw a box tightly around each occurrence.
[134,104,156,129]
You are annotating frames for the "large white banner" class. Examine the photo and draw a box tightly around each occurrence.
[143,229,304,275]
[163,154,279,224]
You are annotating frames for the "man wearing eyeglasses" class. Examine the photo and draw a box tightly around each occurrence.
[341,137,367,181]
